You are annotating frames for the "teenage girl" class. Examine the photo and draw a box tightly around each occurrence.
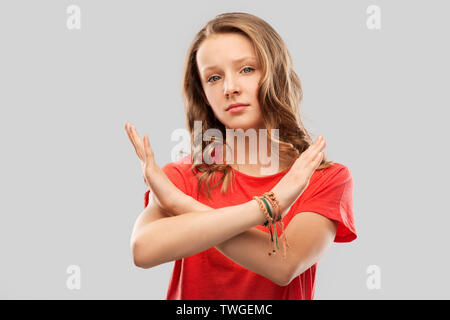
[125,12,356,300]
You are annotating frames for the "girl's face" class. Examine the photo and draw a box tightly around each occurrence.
[196,33,265,131]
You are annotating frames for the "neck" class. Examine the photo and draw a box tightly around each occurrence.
[219,128,289,175]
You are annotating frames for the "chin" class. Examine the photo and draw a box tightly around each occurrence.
[225,121,259,131]
[227,117,265,131]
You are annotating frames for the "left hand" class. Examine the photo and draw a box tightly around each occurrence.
[125,121,185,214]
[270,135,326,218]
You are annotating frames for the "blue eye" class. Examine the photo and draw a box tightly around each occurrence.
[207,67,255,83]
[208,75,220,83]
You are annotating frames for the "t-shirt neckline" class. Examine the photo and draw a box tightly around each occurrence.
[230,165,291,180]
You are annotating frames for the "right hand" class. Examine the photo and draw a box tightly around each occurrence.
[125,121,185,213]
[270,135,326,218]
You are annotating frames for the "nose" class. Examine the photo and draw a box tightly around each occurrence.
[224,76,241,98]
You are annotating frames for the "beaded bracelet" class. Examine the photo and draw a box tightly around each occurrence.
[262,192,281,222]
[253,196,276,255]
[260,197,277,249]
[253,195,273,226]
[262,192,290,259]
[253,193,290,259]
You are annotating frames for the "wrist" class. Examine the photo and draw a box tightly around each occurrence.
[268,186,288,215]
[270,172,306,215]
[248,199,269,226]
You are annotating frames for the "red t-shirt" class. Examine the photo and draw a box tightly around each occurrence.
[144,155,357,300]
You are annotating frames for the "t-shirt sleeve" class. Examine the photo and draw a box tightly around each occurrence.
[144,162,190,208]
[294,165,357,243]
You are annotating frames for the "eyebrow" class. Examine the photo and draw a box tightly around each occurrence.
[200,56,258,74]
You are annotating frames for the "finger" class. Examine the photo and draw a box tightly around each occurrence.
[125,122,142,159]
[143,134,154,162]
[307,151,322,170]
[142,173,149,186]
[312,135,325,148]
[130,124,146,160]
[128,123,147,162]
[125,122,136,147]
[143,134,148,160]
[303,136,324,161]
[309,136,326,156]
[316,136,326,151]
[305,135,322,152]
[315,151,323,163]
[125,122,133,144]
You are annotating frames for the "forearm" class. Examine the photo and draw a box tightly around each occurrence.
[133,199,266,269]
[169,196,291,286]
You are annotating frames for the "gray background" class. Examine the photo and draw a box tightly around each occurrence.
[1,0,449,299]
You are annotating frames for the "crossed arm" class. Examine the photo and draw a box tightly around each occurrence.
[126,122,336,286]
[132,193,337,287]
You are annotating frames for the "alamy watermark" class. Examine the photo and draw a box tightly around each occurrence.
[171,121,281,175]
[366,264,381,290]
[66,264,81,290]
[66,5,81,30]
[366,5,381,30]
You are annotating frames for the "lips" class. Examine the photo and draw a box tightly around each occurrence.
[226,103,250,111]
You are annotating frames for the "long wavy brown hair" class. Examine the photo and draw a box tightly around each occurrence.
[180,12,334,199]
